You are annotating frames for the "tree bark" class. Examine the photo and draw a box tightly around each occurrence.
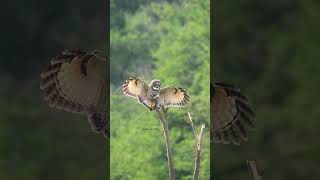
[187,112,197,140]
[193,124,205,180]
[246,160,263,180]
[155,109,175,180]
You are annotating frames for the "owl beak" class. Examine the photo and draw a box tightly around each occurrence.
[153,86,160,91]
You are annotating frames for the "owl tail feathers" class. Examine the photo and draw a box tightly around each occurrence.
[87,112,110,141]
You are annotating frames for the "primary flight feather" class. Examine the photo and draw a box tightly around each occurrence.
[40,49,109,139]
[211,82,255,145]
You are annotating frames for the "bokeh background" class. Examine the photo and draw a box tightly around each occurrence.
[0,0,108,179]
[2,0,320,179]
[110,0,210,179]
[213,0,320,179]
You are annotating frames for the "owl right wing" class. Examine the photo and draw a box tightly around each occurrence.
[122,77,148,98]
[40,49,109,139]
[211,82,255,145]
[122,77,154,109]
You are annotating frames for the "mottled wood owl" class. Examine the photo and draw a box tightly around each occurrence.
[123,77,189,111]
[40,49,109,139]
[211,82,255,145]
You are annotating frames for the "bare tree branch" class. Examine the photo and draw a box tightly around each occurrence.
[192,122,206,180]
[246,160,263,180]
[155,108,175,180]
[187,112,197,140]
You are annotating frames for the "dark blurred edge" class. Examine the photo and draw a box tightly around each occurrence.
[106,0,110,179]
[210,0,214,179]
[0,0,110,179]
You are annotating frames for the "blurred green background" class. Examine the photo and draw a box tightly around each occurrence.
[213,0,320,179]
[110,0,210,179]
[1,0,320,179]
[0,0,107,179]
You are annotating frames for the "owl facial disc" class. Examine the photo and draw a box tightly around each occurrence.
[151,79,161,91]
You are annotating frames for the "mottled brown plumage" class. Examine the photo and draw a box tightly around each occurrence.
[211,82,255,145]
[123,77,189,110]
[40,49,109,139]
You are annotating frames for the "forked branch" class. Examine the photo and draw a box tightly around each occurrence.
[187,112,206,180]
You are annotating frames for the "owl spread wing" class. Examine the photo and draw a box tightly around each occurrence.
[122,77,148,98]
[211,82,255,145]
[158,86,189,107]
[122,77,154,109]
[40,49,109,139]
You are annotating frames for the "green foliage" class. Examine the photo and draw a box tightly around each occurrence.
[2,0,319,179]
[111,0,210,179]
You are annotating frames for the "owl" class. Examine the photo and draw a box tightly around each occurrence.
[40,49,109,139]
[122,77,189,111]
[211,82,255,145]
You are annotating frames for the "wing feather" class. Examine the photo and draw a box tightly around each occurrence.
[122,77,155,110]
[211,82,255,145]
[40,50,109,138]
[158,86,189,107]
[122,77,148,98]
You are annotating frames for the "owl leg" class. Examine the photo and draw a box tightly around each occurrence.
[156,102,162,110]
[161,106,168,114]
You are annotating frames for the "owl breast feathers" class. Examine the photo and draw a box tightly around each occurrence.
[211,82,256,145]
[40,49,109,139]
[122,77,189,111]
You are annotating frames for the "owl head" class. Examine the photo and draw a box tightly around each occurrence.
[150,79,161,91]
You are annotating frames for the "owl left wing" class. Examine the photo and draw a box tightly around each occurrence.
[158,86,189,107]
[211,82,255,145]
[40,49,109,139]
